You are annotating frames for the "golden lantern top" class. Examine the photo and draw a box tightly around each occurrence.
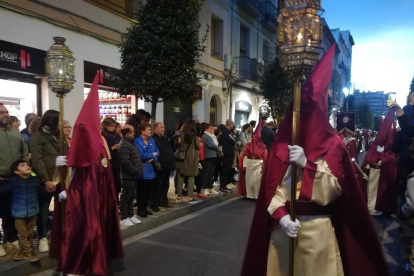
[277,0,324,76]
[45,37,76,95]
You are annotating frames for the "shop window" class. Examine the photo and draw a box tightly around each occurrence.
[211,15,224,59]
[235,111,249,131]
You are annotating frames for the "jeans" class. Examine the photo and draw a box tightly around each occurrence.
[220,155,234,189]
[202,158,216,190]
[15,216,36,253]
[37,188,53,239]
[137,179,153,212]
[120,179,138,220]
[0,180,18,244]
[177,174,194,198]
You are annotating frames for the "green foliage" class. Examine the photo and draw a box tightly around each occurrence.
[117,0,207,120]
[259,59,292,121]
[356,101,374,129]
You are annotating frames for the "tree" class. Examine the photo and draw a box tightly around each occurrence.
[356,101,374,129]
[117,0,207,121]
[410,75,414,93]
[259,59,292,123]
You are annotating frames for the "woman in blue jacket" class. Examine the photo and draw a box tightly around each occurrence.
[135,122,159,218]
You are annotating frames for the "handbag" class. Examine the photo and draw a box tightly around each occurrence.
[152,159,162,171]
[175,135,195,161]
[217,148,224,158]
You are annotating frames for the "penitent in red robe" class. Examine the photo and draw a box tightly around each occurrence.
[49,74,123,275]
[241,44,389,276]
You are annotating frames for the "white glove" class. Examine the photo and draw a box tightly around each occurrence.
[288,145,307,169]
[279,214,301,238]
[58,191,67,202]
[376,146,384,153]
[343,138,349,146]
[56,156,67,167]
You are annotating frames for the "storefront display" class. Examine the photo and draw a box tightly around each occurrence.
[0,40,45,123]
[235,101,252,130]
[84,61,135,125]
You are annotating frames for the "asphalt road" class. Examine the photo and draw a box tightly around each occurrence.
[115,198,255,276]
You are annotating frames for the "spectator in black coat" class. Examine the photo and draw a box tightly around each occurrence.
[261,121,275,152]
[101,118,121,204]
[152,122,176,209]
[218,119,236,193]
[126,109,146,139]
[118,125,143,227]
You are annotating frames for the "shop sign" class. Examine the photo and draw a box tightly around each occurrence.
[0,40,46,75]
[84,61,119,87]
[235,101,252,113]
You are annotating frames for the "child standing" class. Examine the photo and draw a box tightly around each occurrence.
[8,160,42,262]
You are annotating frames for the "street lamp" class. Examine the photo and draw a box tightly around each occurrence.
[277,1,324,275]
[45,37,76,232]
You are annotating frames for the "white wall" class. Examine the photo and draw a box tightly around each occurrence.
[0,8,127,125]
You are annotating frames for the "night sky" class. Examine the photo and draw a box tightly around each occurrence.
[322,0,414,103]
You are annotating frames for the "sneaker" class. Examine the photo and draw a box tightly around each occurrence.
[0,245,5,257]
[176,196,182,203]
[5,240,21,250]
[14,250,25,261]
[197,193,207,199]
[229,183,236,189]
[138,211,148,218]
[121,218,134,227]
[145,209,153,215]
[24,251,39,262]
[226,184,235,190]
[213,182,220,187]
[129,216,142,224]
[203,189,210,197]
[39,238,49,253]
[188,197,198,205]
[209,189,219,195]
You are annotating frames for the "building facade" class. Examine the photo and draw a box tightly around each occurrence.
[353,89,390,116]
[0,0,150,126]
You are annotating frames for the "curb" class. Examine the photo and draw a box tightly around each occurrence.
[0,190,240,276]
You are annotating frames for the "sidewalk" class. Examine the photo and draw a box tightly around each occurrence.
[0,179,240,276]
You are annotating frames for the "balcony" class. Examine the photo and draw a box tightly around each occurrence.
[85,0,137,20]
[233,56,265,87]
[261,1,278,33]
[237,0,263,19]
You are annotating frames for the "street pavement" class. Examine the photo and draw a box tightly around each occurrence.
[31,196,408,276]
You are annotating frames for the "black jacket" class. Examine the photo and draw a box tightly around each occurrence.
[218,124,236,157]
[152,133,176,172]
[126,115,141,139]
[261,127,275,151]
[118,136,143,180]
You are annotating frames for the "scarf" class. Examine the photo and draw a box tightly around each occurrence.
[204,131,218,146]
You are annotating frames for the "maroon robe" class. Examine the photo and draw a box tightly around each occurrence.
[49,74,123,275]
[361,110,398,215]
[241,45,389,276]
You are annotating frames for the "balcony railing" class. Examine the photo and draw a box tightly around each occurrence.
[233,56,265,84]
[237,0,263,19]
[85,0,137,19]
[261,1,278,33]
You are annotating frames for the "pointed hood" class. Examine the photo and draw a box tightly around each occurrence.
[67,74,105,168]
[243,118,267,159]
[362,110,395,166]
[252,118,262,140]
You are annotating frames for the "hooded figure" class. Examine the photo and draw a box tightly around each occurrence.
[361,110,397,216]
[241,45,389,276]
[49,74,124,275]
[238,119,268,199]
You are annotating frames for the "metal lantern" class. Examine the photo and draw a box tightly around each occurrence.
[46,37,76,94]
[277,0,324,76]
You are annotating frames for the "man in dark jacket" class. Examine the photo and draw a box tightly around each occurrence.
[126,109,146,139]
[118,124,143,227]
[218,119,236,193]
[261,121,275,152]
[152,122,176,209]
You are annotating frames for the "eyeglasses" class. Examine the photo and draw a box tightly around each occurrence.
[64,126,72,129]
[0,111,9,115]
